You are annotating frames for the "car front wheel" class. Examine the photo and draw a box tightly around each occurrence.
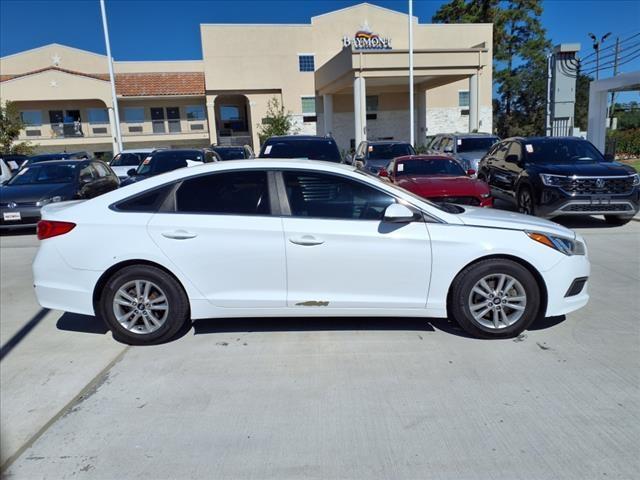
[450,259,541,339]
[517,187,535,215]
[99,265,190,345]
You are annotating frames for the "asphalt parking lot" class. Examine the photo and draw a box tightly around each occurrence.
[1,215,639,480]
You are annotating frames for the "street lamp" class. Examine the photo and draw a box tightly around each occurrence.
[588,32,611,80]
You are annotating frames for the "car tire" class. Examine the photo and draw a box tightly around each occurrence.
[517,186,536,216]
[604,215,633,226]
[99,265,190,345]
[449,259,541,339]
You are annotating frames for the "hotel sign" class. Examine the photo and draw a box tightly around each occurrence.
[342,24,391,50]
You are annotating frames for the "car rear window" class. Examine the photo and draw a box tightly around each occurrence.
[114,184,174,212]
[367,143,415,160]
[260,139,341,162]
[111,153,144,167]
[456,137,499,153]
[214,148,246,160]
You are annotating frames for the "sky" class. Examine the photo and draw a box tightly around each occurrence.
[1,0,639,99]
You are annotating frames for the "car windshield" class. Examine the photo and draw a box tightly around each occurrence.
[525,139,605,163]
[397,159,466,176]
[456,137,499,153]
[368,143,416,160]
[214,148,245,160]
[137,151,202,175]
[260,139,341,162]
[6,163,76,185]
[111,153,146,167]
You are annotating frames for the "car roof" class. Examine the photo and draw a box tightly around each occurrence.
[120,148,155,153]
[367,140,411,145]
[265,135,335,142]
[505,136,586,142]
[394,155,454,161]
[24,159,90,166]
[212,145,243,149]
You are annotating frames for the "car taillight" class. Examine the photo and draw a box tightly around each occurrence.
[37,221,76,240]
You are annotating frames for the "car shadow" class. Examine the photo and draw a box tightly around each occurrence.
[0,227,36,236]
[56,312,109,334]
[528,315,567,331]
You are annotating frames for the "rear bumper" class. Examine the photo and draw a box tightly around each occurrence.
[542,252,590,317]
[0,206,41,229]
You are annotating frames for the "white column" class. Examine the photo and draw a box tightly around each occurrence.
[323,94,333,137]
[469,73,479,132]
[417,89,427,147]
[206,94,217,146]
[353,76,367,146]
[587,86,608,152]
[107,107,120,154]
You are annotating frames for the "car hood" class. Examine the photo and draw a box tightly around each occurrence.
[530,161,635,177]
[397,175,488,197]
[0,183,72,203]
[457,206,575,238]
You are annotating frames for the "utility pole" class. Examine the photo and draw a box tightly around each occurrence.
[608,37,620,128]
[588,32,611,80]
[408,0,414,146]
[100,0,123,153]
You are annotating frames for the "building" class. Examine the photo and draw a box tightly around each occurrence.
[0,3,493,156]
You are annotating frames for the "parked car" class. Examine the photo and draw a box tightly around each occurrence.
[109,149,157,180]
[211,145,254,160]
[120,149,220,186]
[352,141,416,174]
[429,133,500,173]
[0,154,29,181]
[258,135,342,162]
[477,136,640,225]
[380,155,492,207]
[33,159,589,345]
[1,159,119,229]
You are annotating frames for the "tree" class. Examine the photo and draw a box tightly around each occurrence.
[256,97,297,145]
[0,101,35,155]
[574,73,592,131]
[433,0,551,137]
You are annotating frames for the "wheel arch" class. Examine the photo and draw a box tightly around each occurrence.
[92,259,191,314]
[446,254,548,320]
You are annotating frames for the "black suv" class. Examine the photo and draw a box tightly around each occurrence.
[258,135,341,162]
[477,137,640,225]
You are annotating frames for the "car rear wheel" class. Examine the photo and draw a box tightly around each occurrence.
[604,215,633,226]
[517,187,535,215]
[99,265,190,345]
[449,259,541,339]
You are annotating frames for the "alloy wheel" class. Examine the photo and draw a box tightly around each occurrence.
[519,189,533,215]
[468,274,527,330]
[112,280,169,334]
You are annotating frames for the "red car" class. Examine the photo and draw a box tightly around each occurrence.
[379,155,493,207]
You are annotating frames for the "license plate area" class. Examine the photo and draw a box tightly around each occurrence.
[3,212,21,221]
[590,195,611,206]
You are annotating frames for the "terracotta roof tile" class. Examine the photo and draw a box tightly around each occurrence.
[115,72,205,96]
[0,68,205,97]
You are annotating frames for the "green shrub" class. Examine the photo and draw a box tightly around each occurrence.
[608,128,640,158]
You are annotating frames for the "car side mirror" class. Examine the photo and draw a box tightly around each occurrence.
[383,203,420,223]
[466,169,476,176]
[378,168,389,178]
[604,153,614,162]
[127,168,137,177]
[505,154,520,164]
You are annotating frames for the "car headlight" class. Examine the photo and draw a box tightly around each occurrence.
[36,196,63,207]
[526,231,586,256]
[539,173,566,186]
[631,173,640,186]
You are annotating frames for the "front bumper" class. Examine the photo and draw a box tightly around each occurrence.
[0,206,42,229]
[543,251,590,317]
[536,186,640,218]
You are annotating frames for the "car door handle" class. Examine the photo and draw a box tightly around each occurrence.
[289,235,324,246]
[161,230,198,240]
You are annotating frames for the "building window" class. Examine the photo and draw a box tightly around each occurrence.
[366,96,379,112]
[124,107,145,123]
[186,105,205,121]
[166,107,181,133]
[87,108,109,124]
[301,97,316,114]
[298,54,315,72]
[220,105,241,121]
[20,111,42,126]
[458,91,470,108]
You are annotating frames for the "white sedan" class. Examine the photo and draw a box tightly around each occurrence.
[33,159,590,344]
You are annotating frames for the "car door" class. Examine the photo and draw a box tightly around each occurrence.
[279,170,431,309]
[503,141,525,194]
[146,170,286,308]
[76,163,99,198]
[487,141,512,193]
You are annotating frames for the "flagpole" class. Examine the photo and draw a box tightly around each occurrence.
[408,0,414,146]
[100,0,123,153]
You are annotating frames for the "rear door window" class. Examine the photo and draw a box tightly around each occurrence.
[175,171,270,215]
